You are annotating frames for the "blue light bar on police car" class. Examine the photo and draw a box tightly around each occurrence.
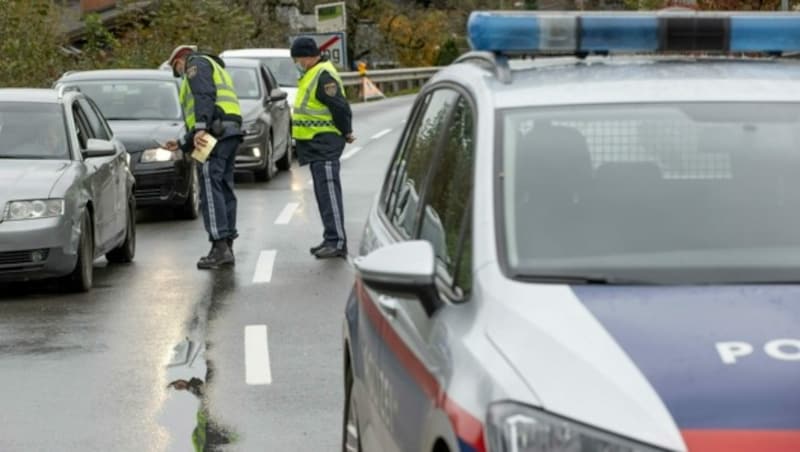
[468,11,800,55]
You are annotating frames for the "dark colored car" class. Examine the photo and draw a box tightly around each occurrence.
[223,58,293,181]
[55,70,199,219]
[0,89,135,292]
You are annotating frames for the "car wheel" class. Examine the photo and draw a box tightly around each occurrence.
[254,135,275,182]
[276,129,292,172]
[342,366,362,452]
[177,166,200,220]
[106,196,136,263]
[64,212,94,292]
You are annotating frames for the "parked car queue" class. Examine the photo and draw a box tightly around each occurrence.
[0,49,296,292]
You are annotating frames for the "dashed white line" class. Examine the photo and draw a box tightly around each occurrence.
[341,146,363,161]
[245,325,272,385]
[274,202,299,225]
[371,128,392,140]
[252,250,277,284]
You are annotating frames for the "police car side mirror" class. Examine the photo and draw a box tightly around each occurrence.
[355,240,441,315]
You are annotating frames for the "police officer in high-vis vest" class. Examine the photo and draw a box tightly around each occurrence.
[291,37,355,259]
[164,45,243,269]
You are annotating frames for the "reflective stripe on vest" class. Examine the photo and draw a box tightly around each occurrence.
[292,60,345,140]
[179,55,241,130]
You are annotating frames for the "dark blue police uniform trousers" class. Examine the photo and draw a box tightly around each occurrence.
[198,136,239,242]
[310,160,347,250]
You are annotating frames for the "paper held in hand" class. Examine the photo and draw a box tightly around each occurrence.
[191,134,217,163]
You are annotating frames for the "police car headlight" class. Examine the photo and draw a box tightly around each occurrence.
[141,147,180,163]
[244,121,265,137]
[487,402,666,452]
[4,199,64,221]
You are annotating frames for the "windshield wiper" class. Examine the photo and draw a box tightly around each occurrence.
[515,273,656,285]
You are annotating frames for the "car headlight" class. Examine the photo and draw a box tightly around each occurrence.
[244,121,265,137]
[141,147,181,163]
[4,199,64,221]
[487,402,666,452]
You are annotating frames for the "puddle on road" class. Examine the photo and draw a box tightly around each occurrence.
[158,270,238,451]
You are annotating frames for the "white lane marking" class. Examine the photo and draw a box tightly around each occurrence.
[274,202,299,225]
[253,250,277,283]
[371,128,392,140]
[245,325,272,385]
[341,146,363,161]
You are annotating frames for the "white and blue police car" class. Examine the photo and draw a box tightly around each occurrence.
[343,10,800,452]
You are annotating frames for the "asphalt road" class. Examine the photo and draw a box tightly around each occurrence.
[0,95,414,452]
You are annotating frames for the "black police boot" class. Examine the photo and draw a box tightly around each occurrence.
[197,240,235,269]
[313,245,348,259]
[197,242,215,266]
[309,241,326,255]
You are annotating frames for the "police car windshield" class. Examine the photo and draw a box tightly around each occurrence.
[501,102,800,284]
[0,103,69,160]
[227,68,262,100]
[70,81,181,121]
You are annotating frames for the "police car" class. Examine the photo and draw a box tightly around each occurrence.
[343,11,800,452]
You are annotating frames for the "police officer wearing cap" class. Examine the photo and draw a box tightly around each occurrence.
[291,37,355,259]
[164,45,243,269]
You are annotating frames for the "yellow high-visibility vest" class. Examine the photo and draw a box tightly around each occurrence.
[179,55,241,130]
[292,60,345,140]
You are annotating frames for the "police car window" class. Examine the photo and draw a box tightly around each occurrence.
[77,98,110,140]
[382,94,431,213]
[419,96,474,292]
[501,102,800,284]
[388,89,459,239]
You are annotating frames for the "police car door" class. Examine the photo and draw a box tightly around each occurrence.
[369,87,475,452]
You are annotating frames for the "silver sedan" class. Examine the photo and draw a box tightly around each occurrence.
[0,89,136,292]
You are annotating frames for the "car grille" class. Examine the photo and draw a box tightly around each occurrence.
[0,249,49,266]
[135,187,163,201]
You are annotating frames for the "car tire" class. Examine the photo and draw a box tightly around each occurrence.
[342,365,362,452]
[276,129,292,172]
[254,135,275,182]
[106,196,136,264]
[64,212,94,292]
[177,167,200,220]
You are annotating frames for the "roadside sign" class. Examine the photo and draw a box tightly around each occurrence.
[315,2,346,33]
[290,32,348,71]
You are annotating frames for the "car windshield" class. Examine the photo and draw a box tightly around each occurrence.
[0,102,69,160]
[501,102,800,284]
[257,57,299,88]
[68,80,181,121]
[228,67,261,100]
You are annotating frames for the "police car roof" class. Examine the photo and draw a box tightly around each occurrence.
[442,56,800,109]
[220,57,263,68]
[57,69,177,82]
[0,88,60,103]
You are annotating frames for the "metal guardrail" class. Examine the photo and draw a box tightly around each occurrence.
[339,67,443,96]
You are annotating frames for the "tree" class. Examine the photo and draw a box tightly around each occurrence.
[0,0,65,87]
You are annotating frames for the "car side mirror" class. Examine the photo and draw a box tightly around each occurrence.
[354,240,441,315]
[83,138,117,158]
[270,88,288,103]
